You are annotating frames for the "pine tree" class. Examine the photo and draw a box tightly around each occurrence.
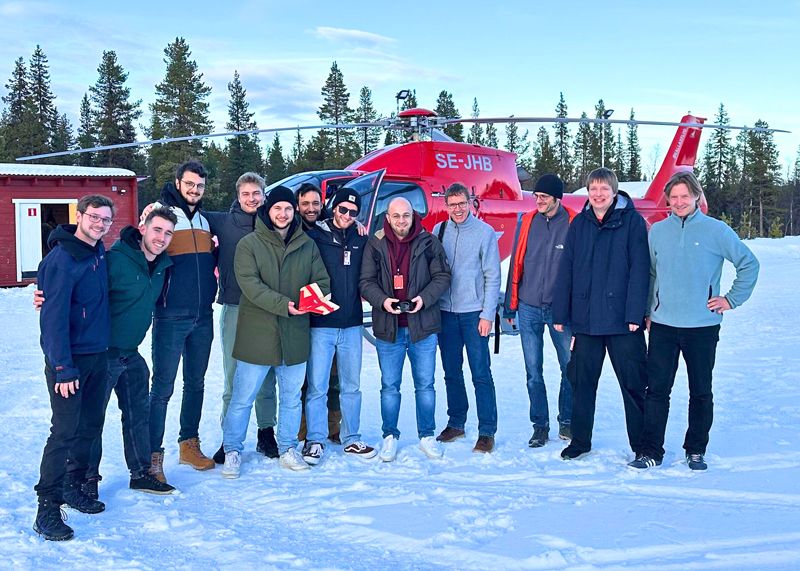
[288,128,307,174]
[304,130,333,170]
[484,122,499,148]
[199,141,228,211]
[147,37,212,186]
[553,92,572,186]
[434,91,463,141]
[1,57,38,160]
[467,98,484,145]
[318,61,358,166]
[76,93,96,167]
[626,109,642,181]
[533,126,558,178]
[573,113,594,186]
[220,70,262,197]
[744,120,781,236]
[49,113,75,165]
[89,50,142,169]
[265,133,287,184]
[505,120,531,171]
[27,45,55,155]
[594,99,614,169]
[701,103,733,193]
[613,129,626,179]
[354,85,380,155]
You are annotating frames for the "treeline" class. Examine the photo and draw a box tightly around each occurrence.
[1,40,797,235]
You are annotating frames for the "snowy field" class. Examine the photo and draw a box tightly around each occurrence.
[1,237,799,570]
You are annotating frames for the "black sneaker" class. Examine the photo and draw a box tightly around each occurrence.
[64,477,105,514]
[302,441,324,465]
[81,476,100,500]
[256,427,279,458]
[213,444,225,465]
[528,426,549,448]
[627,454,662,469]
[130,473,176,495]
[686,453,708,471]
[561,445,590,460]
[558,424,572,441]
[33,498,73,541]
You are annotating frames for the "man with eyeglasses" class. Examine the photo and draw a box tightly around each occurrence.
[360,197,451,462]
[302,189,377,464]
[506,174,578,449]
[34,194,115,541]
[433,183,501,453]
[149,160,218,483]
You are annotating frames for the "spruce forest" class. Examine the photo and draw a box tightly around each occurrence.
[1,39,797,237]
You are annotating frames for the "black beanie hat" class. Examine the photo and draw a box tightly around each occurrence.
[534,173,564,199]
[264,185,297,210]
[331,188,361,211]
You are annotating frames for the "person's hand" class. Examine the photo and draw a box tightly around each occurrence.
[645,317,651,331]
[33,289,45,311]
[55,379,79,398]
[408,296,424,313]
[139,203,157,224]
[287,301,308,315]
[356,221,368,236]
[554,324,564,333]
[707,296,731,313]
[629,323,640,332]
[570,336,575,351]
[383,297,401,314]
[478,318,492,337]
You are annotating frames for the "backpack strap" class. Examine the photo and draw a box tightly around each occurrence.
[437,219,447,242]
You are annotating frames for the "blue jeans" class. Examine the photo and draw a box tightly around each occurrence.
[517,302,572,429]
[149,314,213,452]
[88,349,152,480]
[220,304,277,429]
[438,311,497,436]
[375,328,437,439]
[223,360,306,455]
[306,326,363,445]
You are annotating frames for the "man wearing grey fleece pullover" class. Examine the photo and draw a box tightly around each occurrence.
[433,183,501,453]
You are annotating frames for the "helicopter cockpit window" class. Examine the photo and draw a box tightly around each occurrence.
[366,181,428,235]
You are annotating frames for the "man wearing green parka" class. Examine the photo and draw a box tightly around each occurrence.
[221,186,330,477]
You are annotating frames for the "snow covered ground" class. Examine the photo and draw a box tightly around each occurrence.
[1,237,799,570]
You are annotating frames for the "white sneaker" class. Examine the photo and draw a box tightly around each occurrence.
[344,441,378,459]
[302,441,324,466]
[280,448,310,471]
[221,451,241,479]
[379,435,397,462]
[419,436,443,459]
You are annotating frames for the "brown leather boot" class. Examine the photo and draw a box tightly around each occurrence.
[178,438,215,471]
[149,451,167,483]
[328,410,342,444]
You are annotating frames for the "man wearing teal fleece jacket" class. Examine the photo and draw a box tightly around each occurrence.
[631,171,759,472]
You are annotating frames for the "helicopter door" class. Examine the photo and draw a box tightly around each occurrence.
[333,169,386,233]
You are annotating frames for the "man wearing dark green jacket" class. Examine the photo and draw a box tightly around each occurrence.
[221,187,330,477]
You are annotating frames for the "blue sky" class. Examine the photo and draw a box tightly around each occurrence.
[2,0,798,174]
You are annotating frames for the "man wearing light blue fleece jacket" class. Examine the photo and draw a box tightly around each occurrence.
[433,183,501,453]
[630,172,759,472]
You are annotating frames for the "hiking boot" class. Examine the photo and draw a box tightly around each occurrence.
[528,426,549,448]
[380,435,398,462]
[256,427,279,459]
[343,441,378,459]
[63,476,105,514]
[213,444,225,465]
[558,424,572,441]
[436,426,466,443]
[328,410,342,444]
[302,441,324,465]
[221,451,241,479]
[33,498,73,541]
[179,437,215,471]
[687,453,708,471]
[627,454,662,470]
[130,473,176,494]
[473,435,495,453]
[561,445,590,460]
[280,448,310,471]
[419,436,443,459]
[149,451,167,483]
[81,476,100,500]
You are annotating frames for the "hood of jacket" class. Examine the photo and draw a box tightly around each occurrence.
[47,224,102,261]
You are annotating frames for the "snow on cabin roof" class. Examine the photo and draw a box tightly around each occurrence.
[0,163,135,177]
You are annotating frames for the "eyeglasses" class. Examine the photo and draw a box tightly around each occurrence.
[337,205,359,217]
[82,212,114,226]
[180,179,206,191]
[446,201,468,210]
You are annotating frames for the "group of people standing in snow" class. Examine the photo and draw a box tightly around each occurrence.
[31,159,758,542]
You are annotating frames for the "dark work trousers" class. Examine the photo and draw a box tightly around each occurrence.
[640,322,720,459]
[568,331,647,454]
[35,353,108,501]
[87,349,153,481]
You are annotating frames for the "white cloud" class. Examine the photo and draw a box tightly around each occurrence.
[313,26,395,47]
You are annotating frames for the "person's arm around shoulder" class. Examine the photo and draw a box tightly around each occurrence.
[234,237,291,316]
[625,213,650,331]
[553,221,577,332]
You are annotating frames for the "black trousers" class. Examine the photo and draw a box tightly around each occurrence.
[35,353,108,501]
[640,322,720,459]
[568,331,647,453]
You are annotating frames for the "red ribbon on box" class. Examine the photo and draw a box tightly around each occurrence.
[298,283,339,315]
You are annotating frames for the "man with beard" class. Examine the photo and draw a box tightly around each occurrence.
[360,197,451,462]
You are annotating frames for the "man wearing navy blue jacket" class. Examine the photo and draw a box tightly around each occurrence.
[34,194,114,541]
[553,168,650,461]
